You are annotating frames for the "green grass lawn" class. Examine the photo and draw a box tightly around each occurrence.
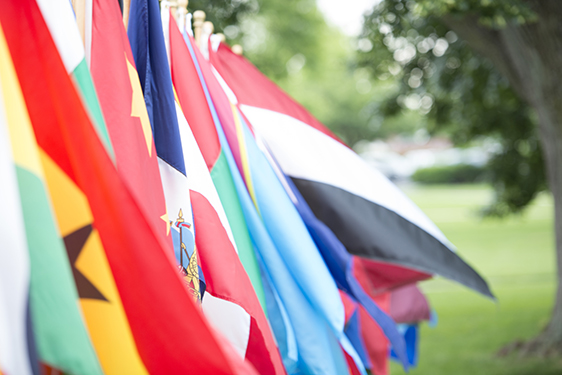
[389,184,562,375]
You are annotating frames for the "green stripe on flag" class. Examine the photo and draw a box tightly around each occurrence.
[16,166,103,375]
[71,59,115,159]
[211,151,267,313]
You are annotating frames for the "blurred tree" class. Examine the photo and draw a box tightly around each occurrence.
[360,0,562,355]
[187,0,256,33]
[189,0,422,146]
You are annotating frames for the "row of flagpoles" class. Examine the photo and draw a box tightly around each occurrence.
[0,0,493,374]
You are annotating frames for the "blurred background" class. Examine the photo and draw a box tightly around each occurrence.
[189,0,562,373]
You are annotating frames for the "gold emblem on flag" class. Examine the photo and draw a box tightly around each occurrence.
[176,209,201,303]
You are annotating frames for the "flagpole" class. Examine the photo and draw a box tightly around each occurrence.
[232,44,243,55]
[193,10,205,47]
[71,0,87,46]
[175,0,185,23]
[200,20,213,58]
[123,0,131,30]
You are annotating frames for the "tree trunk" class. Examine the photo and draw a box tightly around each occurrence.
[446,0,562,354]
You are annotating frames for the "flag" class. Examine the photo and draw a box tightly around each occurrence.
[389,284,431,324]
[174,25,364,374]
[390,324,419,367]
[88,0,170,245]
[0,1,257,374]
[0,20,102,375]
[0,33,36,375]
[169,8,267,312]
[127,0,204,302]
[166,11,284,375]
[340,291,372,372]
[210,42,493,299]
[36,0,113,157]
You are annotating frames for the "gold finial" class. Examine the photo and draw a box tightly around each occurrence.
[177,208,184,223]
[167,0,178,19]
[232,44,243,55]
[203,21,214,34]
[70,0,86,45]
[193,10,206,47]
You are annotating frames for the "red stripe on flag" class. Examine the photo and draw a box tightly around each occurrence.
[190,190,286,375]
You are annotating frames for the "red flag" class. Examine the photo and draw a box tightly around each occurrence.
[89,0,170,244]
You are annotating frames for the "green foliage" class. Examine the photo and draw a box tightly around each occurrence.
[189,0,426,146]
[359,0,546,215]
[412,164,485,184]
[187,0,257,34]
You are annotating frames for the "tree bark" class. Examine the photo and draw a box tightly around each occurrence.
[446,0,562,353]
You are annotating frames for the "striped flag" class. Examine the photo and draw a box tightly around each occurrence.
[168,9,267,312]
[168,14,285,375]
[0,1,257,374]
[127,0,204,302]
[0,20,103,375]
[210,43,493,299]
[174,25,367,373]
[0,32,36,375]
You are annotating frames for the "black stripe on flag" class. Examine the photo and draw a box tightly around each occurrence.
[292,177,494,298]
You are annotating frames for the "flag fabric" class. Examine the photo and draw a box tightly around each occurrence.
[127,0,204,301]
[169,7,267,312]
[36,0,113,157]
[210,43,493,299]
[360,302,390,375]
[340,291,372,372]
[0,21,103,375]
[85,0,174,370]
[0,1,257,374]
[88,0,170,246]
[355,266,392,375]
[390,324,419,367]
[0,34,36,375]
[174,25,365,373]
[166,12,284,375]
[389,284,431,324]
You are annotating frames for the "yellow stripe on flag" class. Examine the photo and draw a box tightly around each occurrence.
[40,151,149,375]
[231,103,260,213]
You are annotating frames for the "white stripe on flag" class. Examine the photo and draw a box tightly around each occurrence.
[202,293,251,358]
[175,102,238,252]
[241,104,454,250]
[175,102,251,357]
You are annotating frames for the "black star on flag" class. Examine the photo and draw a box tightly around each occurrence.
[63,224,108,301]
